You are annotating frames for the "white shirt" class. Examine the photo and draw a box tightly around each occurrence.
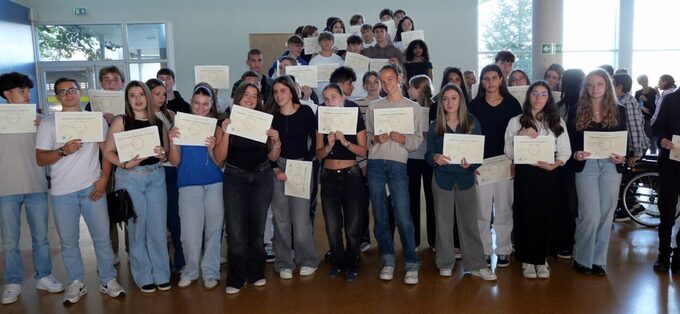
[504,115,572,165]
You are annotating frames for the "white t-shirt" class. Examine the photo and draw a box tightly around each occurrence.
[310,53,345,101]
[35,115,108,196]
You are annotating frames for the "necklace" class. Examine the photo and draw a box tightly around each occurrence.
[135,117,149,121]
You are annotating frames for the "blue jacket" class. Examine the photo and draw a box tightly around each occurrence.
[425,116,482,190]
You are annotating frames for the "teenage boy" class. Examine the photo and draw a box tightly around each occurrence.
[157,67,191,113]
[231,49,274,103]
[267,35,308,77]
[362,23,403,64]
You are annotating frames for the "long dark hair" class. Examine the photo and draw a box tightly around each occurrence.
[558,69,585,114]
[405,39,430,62]
[474,64,511,102]
[264,75,302,114]
[145,78,173,123]
[394,16,414,42]
[519,81,564,136]
[441,67,470,104]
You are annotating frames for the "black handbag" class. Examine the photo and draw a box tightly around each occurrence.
[107,188,137,225]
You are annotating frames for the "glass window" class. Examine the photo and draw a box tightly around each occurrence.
[127,24,167,60]
[562,0,618,70]
[128,62,167,82]
[38,24,123,61]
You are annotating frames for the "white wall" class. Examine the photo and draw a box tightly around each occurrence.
[25,0,478,96]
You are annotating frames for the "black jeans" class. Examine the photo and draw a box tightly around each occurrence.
[407,159,434,247]
[164,166,185,271]
[658,160,680,258]
[320,165,365,272]
[223,162,273,287]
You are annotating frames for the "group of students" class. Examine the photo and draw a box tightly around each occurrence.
[2,7,680,307]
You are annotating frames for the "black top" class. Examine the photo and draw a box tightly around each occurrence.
[404,61,433,82]
[322,105,366,161]
[566,105,628,173]
[468,96,522,158]
[652,89,680,165]
[227,133,268,171]
[167,91,191,114]
[272,105,317,161]
[123,115,163,166]
[634,88,657,121]
[428,102,439,122]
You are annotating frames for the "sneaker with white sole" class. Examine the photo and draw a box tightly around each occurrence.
[36,274,64,293]
[404,271,419,285]
[279,268,293,279]
[496,255,511,267]
[300,266,317,276]
[63,280,87,305]
[469,268,497,281]
[225,286,240,294]
[379,266,394,281]
[454,248,462,260]
[536,263,550,279]
[522,263,538,279]
[439,268,453,277]
[99,279,125,298]
[2,284,21,305]
[359,241,371,252]
[204,278,218,290]
[178,276,193,288]
[253,279,266,287]
[264,243,276,263]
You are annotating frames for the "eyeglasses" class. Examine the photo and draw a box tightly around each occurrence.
[531,91,549,97]
[56,88,79,96]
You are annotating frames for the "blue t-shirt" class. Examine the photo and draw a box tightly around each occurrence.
[177,146,223,187]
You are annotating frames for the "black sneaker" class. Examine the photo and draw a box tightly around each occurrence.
[557,249,572,260]
[613,207,631,222]
[329,267,342,278]
[264,243,275,263]
[345,271,358,283]
[572,260,592,275]
[485,255,491,267]
[140,284,156,293]
[324,250,332,261]
[591,265,607,276]
[496,255,510,268]
[653,256,670,273]
[157,282,171,291]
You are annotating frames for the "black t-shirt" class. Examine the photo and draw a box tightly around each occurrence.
[272,105,317,160]
[404,61,433,82]
[226,133,268,170]
[634,88,657,121]
[167,91,191,114]
[468,95,522,158]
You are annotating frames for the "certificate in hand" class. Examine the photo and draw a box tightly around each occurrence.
[382,19,397,39]
[194,65,230,89]
[583,131,628,159]
[318,106,358,135]
[513,135,555,164]
[369,59,389,72]
[114,125,161,162]
[476,155,513,185]
[344,52,370,73]
[226,105,273,144]
[0,104,37,134]
[54,111,104,143]
[373,107,415,134]
[284,159,313,199]
[671,135,680,162]
[316,63,341,82]
[285,66,318,88]
[333,33,350,50]
[443,134,485,164]
[303,37,320,55]
[401,30,425,47]
[88,89,125,115]
[172,112,217,146]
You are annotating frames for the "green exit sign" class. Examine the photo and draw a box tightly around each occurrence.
[542,43,562,54]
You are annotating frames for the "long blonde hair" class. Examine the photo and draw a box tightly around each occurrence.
[434,83,475,136]
[575,69,619,130]
[409,75,434,108]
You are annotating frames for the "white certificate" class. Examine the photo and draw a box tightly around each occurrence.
[670,135,680,162]
[318,106,358,135]
[194,65,230,89]
[303,37,320,55]
[583,131,628,159]
[333,33,350,50]
[369,58,389,72]
[284,159,313,199]
[54,112,104,143]
[400,30,425,47]
[552,91,562,103]
[344,52,370,73]
[476,155,513,185]
[285,65,318,88]
[172,112,217,146]
[88,89,125,115]
[513,135,556,164]
[382,19,396,39]
[420,107,431,131]
[0,104,37,134]
[348,25,362,35]
[316,63,341,82]
[114,126,161,162]
[507,85,530,105]
[373,107,414,134]
[443,134,485,164]
[226,104,273,143]
[471,83,480,99]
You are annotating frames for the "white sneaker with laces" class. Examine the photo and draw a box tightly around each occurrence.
[439,268,453,277]
[204,278,218,290]
[404,270,419,285]
[2,284,21,305]
[379,266,394,281]
[225,286,240,294]
[63,280,87,305]
[279,268,293,279]
[469,268,497,281]
[36,274,64,293]
[522,263,538,279]
[178,276,193,288]
[99,279,125,298]
[536,262,550,279]
[299,266,317,276]
[253,279,267,287]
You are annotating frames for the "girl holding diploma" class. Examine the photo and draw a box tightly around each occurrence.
[266,76,319,280]
[567,69,627,276]
[215,82,281,294]
[504,81,571,279]
[426,83,496,281]
[103,81,170,293]
[316,84,367,282]
[167,83,223,291]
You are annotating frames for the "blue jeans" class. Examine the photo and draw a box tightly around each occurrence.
[574,160,622,269]
[116,165,170,287]
[0,192,52,284]
[367,159,420,271]
[51,185,117,284]
[178,182,223,281]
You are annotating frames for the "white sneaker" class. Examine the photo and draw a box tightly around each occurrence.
[204,278,218,290]
[253,279,267,287]
[99,279,125,298]
[404,270,419,285]
[36,274,64,293]
[178,276,193,288]
[225,286,240,294]
[2,284,21,305]
[469,268,497,281]
[279,268,293,279]
[522,263,538,279]
[536,263,550,279]
[299,266,317,276]
[379,266,394,281]
[63,280,87,305]
[439,268,453,277]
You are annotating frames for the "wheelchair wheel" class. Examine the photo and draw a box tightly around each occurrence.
[622,172,661,227]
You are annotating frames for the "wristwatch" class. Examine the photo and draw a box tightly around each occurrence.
[57,147,68,157]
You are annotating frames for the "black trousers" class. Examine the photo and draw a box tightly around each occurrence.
[406,159,435,247]
[658,160,680,258]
